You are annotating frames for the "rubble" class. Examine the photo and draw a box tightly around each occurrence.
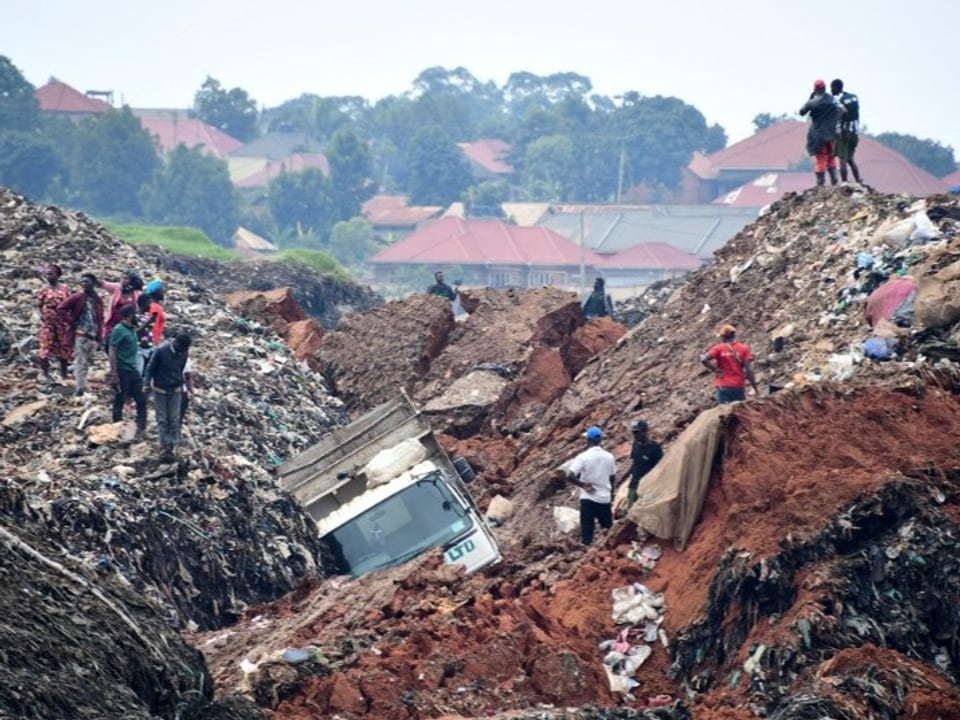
[7,182,960,720]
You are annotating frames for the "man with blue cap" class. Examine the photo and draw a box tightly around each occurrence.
[555,424,617,545]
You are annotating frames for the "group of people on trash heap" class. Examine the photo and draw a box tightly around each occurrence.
[552,322,759,546]
[800,77,862,187]
[36,265,193,463]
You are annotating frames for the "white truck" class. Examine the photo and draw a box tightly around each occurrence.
[278,392,501,577]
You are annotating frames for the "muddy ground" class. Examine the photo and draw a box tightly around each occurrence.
[4,185,960,719]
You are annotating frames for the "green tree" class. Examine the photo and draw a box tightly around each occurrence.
[464,181,508,217]
[329,216,375,267]
[752,112,790,132]
[523,134,575,200]
[0,131,62,199]
[266,167,336,244]
[72,107,159,216]
[140,144,240,245]
[265,94,369,140]
[873,132,956,177]
[405,125,473,206]
[326,128,374,221]
[0,56,39,132]
[191,76,258,142]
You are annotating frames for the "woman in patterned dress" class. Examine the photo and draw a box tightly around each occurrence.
[37,264,72,381]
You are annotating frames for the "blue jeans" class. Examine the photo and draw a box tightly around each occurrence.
[716,386,746,404]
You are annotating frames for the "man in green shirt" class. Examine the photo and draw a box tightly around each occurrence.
[109,304,146,433]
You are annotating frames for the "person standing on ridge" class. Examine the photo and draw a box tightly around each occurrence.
[143,331,192,463]
[427,271,457,300]
[620,420,663,507]
[830,78,862,184]
[101,270,143,352]
[108,305,147,434]
[555,425,617,545]
[799,79,844,186]
[36,264,71,382]
[58,272,104,397]
[701,324,759,404]
[583,277,615,319]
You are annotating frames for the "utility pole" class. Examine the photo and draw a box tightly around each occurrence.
[616,144,625,203]
[579,209,585,297]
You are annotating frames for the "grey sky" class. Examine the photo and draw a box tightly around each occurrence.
[4,0,958,160]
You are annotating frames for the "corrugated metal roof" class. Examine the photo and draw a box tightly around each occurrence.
[371,216,601,266]
[362,196,442,227]
[230,153,330,188]
[501,203,552,226]
[35,79,111,114]
[713,172,811,207]
[942,169,960,188]
[233,226,276,253]
[539,206,758,259]
[230,132,318,161]
[596,242,703,271]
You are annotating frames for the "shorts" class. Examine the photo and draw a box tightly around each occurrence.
[834,131,859,161]
[814,141,839,173]
[716,386,746,404]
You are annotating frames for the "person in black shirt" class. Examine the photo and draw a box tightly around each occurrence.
[583,277,614,319]
[143,331,191,462]
[427,271,457,300]
[620,419,663,506]
[830,78,862,184]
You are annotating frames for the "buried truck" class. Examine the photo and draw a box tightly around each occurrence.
[278,392,501,577]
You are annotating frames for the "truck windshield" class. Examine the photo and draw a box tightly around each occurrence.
[322,472,473,577]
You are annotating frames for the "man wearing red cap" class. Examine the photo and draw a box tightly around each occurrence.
[799,79,844,187]
[701,324,758,404]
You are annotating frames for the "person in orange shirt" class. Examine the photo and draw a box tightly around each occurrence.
[700,324,759,404]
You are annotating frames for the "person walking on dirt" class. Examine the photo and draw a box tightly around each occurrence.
[58,272,104,397]
[108,305,147,434]
[427,271,457,300]
[701,324,759,404]
[620,420,663,507]
[830,78,862,184]
[799,79,843,186]
[582,277,615,319]
[556,425,617,545]
[143,331,192,462]
[36,264,72,382]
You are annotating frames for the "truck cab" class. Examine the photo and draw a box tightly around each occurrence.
[278,393,501,577]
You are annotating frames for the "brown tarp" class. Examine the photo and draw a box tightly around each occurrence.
[617,404,733,550]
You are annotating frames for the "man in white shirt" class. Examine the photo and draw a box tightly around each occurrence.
[558,425,617,545]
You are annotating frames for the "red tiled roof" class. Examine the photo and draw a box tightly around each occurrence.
[138,114,243,158]
[597,242,703,271]
[371,216,601,266]
[362,195,442,227]
[35,79,111,114]
[942,170,960,188]
[695,121,948,197]
[234,153,330,189]
[713,172,812,207]
[458,139,513,174]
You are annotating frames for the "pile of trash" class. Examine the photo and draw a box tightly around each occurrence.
[134,244,382,330]
[0,187,349,633]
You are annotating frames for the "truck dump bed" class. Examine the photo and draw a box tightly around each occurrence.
[278,393,450,523]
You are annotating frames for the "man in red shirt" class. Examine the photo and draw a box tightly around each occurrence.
[701,324,759,404]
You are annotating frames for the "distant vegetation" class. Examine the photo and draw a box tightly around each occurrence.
[272,248,348,278]
[105,223,241,261]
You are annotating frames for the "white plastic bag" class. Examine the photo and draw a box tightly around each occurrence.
[553,506,580,534]
[364,438,427,488]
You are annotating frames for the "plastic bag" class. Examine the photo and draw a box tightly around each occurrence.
[553,506,580,534]
[908,211,939,244]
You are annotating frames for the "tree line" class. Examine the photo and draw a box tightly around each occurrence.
[1,56,956,269]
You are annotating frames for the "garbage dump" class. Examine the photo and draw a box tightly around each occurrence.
[0,186,353,636]
[6,183,960,720]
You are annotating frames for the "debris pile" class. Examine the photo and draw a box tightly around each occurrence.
[0,186,349,636]
[135,244,382,329]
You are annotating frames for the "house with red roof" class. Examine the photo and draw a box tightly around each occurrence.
[942,169,960,190]
[35,78,112,120]
[681,121,948,205]
[362,196,443,240]
[458,139,513,182]
[369,215,699,292]
[133,109,243,158]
